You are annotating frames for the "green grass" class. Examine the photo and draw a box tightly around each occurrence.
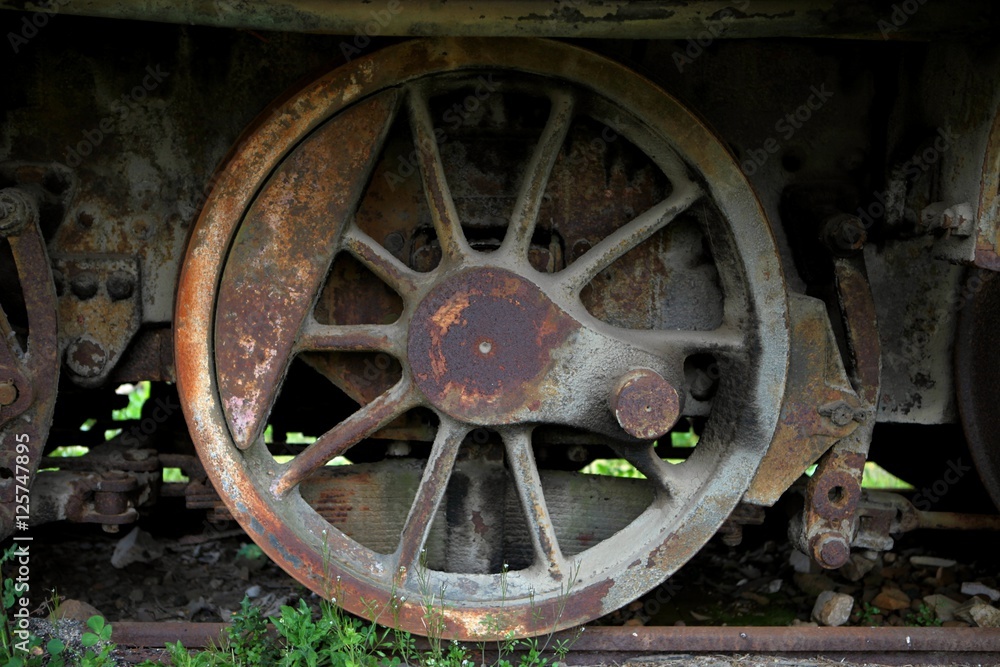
[861,461,914,490]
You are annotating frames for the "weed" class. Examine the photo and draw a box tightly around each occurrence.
[906,603,942,627]
[857,602,882,626]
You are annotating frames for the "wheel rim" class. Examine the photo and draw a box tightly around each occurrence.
[175,37,789,639]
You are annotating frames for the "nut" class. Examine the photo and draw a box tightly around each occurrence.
[0,380,17,407]
[65,336,108,379]
[818,400,859,427]
[811,531,851,569]
[0,189,38,237]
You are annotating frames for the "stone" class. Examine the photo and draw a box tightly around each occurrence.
[883,552,897,564]
[111,527,164,569]
[910,556,957,568]
[794,572,837,596]
[954,598,994,624]
[766,579,782,594]
[791,619,819,627]
[51,599,104,623]
[872,587,911,612]
[961,581,1000,602]
[812,591,854,627]
[923,594,960,622]
[789,549,813,574]
[970,604,1000,628]
[839,553,877,582]
[740,591,770,606]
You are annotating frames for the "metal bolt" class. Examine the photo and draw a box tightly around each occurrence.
[610,368,682,440]
[818,400,856,427]
[65,336,108,379]
[811,531,850,569]
[107,270,135,301]
[0,189,38,237]
[820,214,867,254]
[70,272,100,300]
[0,380,17,407]
[384,232,405,253]
[572,239,592,259]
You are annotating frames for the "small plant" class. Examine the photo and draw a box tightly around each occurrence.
[225,595,282,666]
[79,615,116,667]
[235,543,265,561]
[857,602,881,626]
[907,603,942,627]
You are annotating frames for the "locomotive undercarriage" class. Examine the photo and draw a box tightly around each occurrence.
[3,5,1000,639]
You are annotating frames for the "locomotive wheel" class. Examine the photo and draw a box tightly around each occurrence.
[175,38,789,639]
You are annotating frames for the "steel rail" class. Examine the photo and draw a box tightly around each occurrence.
[112,623,1000,663]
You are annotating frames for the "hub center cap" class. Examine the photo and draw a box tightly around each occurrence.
[408,268,578,424]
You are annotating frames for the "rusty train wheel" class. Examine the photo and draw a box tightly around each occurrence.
[175,38,789,639]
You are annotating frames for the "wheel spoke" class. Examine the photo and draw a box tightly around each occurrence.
[395,417,470,571]
[611,443,678,497]
[503,427,564,577]
[407,86,471,264]
[624,326,744,358]
[500,90,575,262]
[559,180,703,295]
[296,320,403,355]
[341,225,423,299]
[271,378,420,497]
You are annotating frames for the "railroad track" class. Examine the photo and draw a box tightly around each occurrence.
[110,624,1000,666]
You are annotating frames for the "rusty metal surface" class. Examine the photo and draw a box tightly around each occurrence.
[955,269,1000,510]
[109,621,1000,656]
[744,294,861,507]
[2,1,997,40]
[108,327,175,383]
[0,185,60,539]
[794,257,882,569]
[53,254,142,386]
[214,90,400,450]
[407,268,580,424]
[609,369,681,441]
[175,37,789,639]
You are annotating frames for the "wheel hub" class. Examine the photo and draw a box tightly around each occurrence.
[408,268,578,424]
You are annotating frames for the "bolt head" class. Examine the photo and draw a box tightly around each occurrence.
[811,532,850,569]
[65,336,108,379]
[610,368,682,440]
[0,381,17,407]
[70,272,100,300]
[107,270,135,301]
